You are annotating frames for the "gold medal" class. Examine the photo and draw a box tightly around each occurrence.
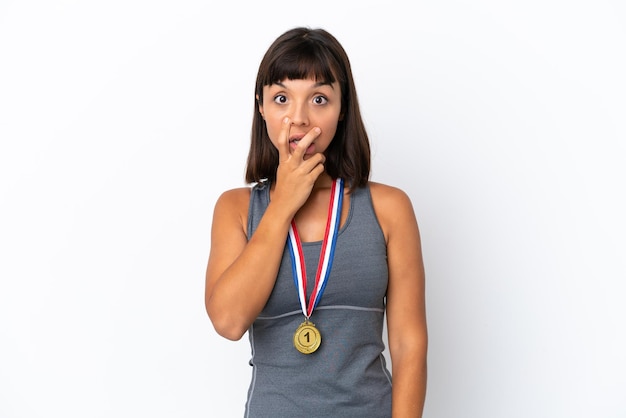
[293,319,321,354]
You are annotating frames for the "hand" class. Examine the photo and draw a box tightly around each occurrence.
[273,117,326,216]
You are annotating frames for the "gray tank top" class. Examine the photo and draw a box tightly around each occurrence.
[244,182,392,418]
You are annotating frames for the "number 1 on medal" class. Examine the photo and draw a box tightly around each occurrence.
[293,320,322,354]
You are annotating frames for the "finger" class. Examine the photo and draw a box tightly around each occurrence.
[277,117,291,162]
[292,127,321,160]
[302,154,326,182]
[299,152,325,177]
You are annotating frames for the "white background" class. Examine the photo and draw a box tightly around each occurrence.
[1,0,625,417]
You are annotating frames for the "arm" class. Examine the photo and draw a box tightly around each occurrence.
[205,118,325,341]
[371,183,428,417]
[204,187,293,341]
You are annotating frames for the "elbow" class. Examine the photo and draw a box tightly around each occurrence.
[205,300,249,341]
[212,319,248,341]
[389,330,428,363]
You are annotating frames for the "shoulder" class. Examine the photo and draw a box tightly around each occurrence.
[212,187,252,232]
[214,186,252,210]
[368,181,414,211]
[367,181,418,241]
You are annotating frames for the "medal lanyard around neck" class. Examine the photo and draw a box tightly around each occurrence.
[287,178,344,319]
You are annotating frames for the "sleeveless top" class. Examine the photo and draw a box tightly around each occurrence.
[244,181,392,418]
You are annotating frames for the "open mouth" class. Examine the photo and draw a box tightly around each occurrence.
[288,135,315,154]
[289,135,305,145]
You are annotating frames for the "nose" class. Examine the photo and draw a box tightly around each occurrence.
[290,102,309,126]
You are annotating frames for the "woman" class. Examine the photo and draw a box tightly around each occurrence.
[205,27,427,417]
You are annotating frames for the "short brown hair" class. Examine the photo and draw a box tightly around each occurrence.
[245,27,371,188]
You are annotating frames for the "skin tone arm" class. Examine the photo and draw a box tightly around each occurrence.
[205,117,325,341]
[371,183,428,417]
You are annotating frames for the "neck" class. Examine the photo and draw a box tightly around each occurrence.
[313,172,334,189]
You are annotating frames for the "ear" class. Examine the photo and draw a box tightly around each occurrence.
[256,94,264,119]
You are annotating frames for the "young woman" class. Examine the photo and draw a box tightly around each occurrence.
[205,27,427,417]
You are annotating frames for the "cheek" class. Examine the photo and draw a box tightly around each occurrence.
[319,118,340,140]
[264,117,283,146]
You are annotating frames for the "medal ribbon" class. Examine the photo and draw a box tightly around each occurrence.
[287,178,344,319]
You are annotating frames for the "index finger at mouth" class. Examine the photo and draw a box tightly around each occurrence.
[292,127,321,158]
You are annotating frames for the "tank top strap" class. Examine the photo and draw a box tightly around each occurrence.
[247,181,270,240]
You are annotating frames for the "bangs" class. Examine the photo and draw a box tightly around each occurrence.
[260,43,339,87]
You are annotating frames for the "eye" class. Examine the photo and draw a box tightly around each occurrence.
[313,95,328,105]
[273,94,287,104]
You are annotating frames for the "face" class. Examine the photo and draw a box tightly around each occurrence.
[258,78,342,159]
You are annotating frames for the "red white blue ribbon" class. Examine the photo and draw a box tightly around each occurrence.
[287,178,344,319]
